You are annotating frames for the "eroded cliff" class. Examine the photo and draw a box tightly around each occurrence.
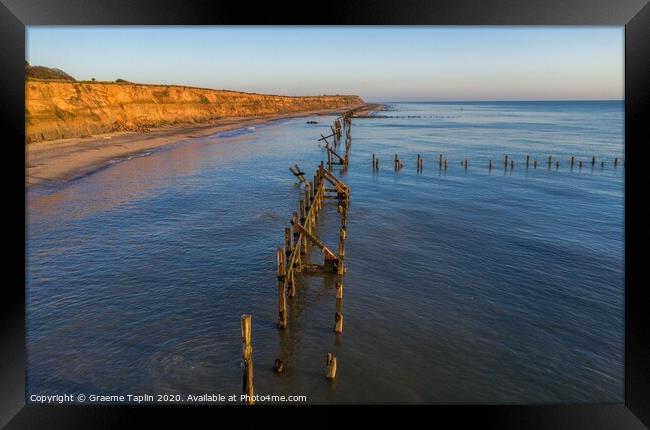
[25,80,364,143]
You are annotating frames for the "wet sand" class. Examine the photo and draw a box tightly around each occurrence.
[27,103,383,187]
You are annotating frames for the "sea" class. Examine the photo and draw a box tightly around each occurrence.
[26,101,624,403]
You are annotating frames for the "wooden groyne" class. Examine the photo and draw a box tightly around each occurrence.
[318,114,353,167]
[279,112,353,329]
[277,112,354,385]
[277,162,350,328]
[376,153,624,174]
[239,111,355,403]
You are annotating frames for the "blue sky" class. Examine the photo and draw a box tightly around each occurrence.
[26,27,624,102]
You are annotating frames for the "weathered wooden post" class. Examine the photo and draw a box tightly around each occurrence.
[579,160,584,168]
[394,154,398,171]
[533,159,537,168]
[312,178,319,220]
[284,226,295,297]
[547,156,552,168]
[277,277,288,328]
[614,158,618,167]
[444,159,448,170]
[291,212,301,273]
[274,359,284,374]
[301,198,309,253]
[417,154,421,172]
[338,227,346,258]
[510,159,514,169]
[439,154,443,168]
[325,353,337,379]
[504,154,508,167]
[337,258,345,275]
[277,247,287,329]
[571,156,575,167]
[601,160,605,168]
[372,153,375,170]
[285,227,292,258]
[242,315,252,361]
[241,315,254,404]
[287,267,295,297]
[592,156,596,167]
[464,159,468,169]
[304,188,310,213]
[334,312,343,333]
[556,160,560,169]
[299,199,305,224]
[526,155,530,168]
[336,281,343,300]
[277,247,285,281]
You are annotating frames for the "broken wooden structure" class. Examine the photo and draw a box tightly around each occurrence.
[288,164,307,185]
[277,162,350,329]
[277,112,354,330]
[369,152,624,174]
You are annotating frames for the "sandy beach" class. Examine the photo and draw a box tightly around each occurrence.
[27,103,383,187]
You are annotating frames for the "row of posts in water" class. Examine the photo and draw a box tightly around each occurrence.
[320,115,352,167]
[240,111,355,404]
[372,153,624,172]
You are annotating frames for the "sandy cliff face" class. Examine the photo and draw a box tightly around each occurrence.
[25,80,364,143]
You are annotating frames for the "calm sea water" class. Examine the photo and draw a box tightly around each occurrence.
[27,101,624,403]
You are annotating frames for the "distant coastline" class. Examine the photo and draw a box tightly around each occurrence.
[24,65,384,186]
[27,102,383,187]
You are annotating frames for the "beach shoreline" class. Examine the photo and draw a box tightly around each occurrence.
[27,103,384,187]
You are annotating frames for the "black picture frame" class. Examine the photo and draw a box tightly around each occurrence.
[1,0,648,427]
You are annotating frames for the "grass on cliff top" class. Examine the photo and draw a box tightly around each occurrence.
[24,63,363,102]
[25,63,76,81]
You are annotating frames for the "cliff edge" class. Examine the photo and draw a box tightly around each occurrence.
[25,79,364,143]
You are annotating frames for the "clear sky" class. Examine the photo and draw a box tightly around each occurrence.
[26,27,623,102]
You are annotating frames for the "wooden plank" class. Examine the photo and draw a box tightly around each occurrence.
[289,166,306,184]
[293,222,338,262]
[321,169,349,191]
[325,145,345,164]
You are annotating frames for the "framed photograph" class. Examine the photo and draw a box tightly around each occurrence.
[1,0,648,427]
